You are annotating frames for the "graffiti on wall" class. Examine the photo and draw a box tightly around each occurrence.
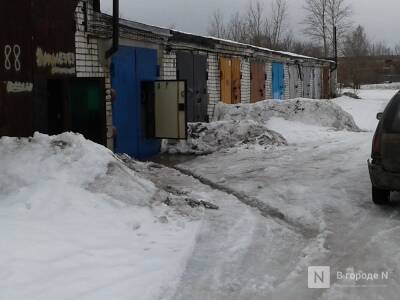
[36,47,75,75]
[5,81,33,93]
[4,44,22,72]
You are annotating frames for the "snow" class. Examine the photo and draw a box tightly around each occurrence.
[162,120,286,155]
[361,82,400,90]
[2,88,400,299]
[170,90,400,299]
[336,90,398,131]
[214,98,360,131]
[0,133,200,300]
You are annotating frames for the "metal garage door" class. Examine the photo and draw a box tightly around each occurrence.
[313,68,322,99]
[251,62,266,103]
[303,67,312,98]
[177,51,208,122]
[111,46,161,159]
[288,64,300,99]
[231,58,241,104]
[220,57,232,104]
[220,57,241,104]
[272,63,284,100]
[322,67,331,99]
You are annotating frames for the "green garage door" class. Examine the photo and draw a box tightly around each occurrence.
[70,79,105,145]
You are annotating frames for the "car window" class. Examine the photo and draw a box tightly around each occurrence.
[383,93,400,133]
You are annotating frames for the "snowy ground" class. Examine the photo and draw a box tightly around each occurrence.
[0,134,201,300]
[2,88,400,300]
[171,88,400,299]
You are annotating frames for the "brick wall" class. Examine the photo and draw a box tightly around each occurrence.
[75,0,113,150]
[241,58,251,104]
[161,50,177,80]
[283,64,290,100]
[207,53,220,120]
[265,62,272,99]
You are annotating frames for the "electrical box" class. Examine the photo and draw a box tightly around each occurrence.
[142,80,187,139]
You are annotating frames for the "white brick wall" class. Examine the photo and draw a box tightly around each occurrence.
[241,59,251,104]
[265,62,272,99]
[161,50,177,80]
[207,53,220,120]
[75,0,113,150]
[284,64,290,100]
[297,73,303,98]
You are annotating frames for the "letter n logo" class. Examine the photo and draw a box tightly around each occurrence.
[308,266,330,289]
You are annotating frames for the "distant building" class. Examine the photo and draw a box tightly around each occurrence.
[338,56,400,87]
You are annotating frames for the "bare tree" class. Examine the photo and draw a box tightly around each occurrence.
[207,9,227,39]
[303,0,329,56]
[342,25,369,57]
[264,0,289,49]
[341,25,370,88]
[394,43,400,56]
[303,0,352,57]
[227,12,248,43]
[327,0,353,53]
[369,41,393,56]
[246,1,265,46]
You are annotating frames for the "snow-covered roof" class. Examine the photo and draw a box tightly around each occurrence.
[100,13,333,64]
[171,30,334,64]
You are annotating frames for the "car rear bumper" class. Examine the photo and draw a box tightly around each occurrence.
[368,159,400,191]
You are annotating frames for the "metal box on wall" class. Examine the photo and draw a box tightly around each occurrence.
[143,80,187,140]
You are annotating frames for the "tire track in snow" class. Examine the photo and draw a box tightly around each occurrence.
[173,164,319,239]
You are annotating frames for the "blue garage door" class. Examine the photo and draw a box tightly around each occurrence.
[111,46,161,159]
[272,63,284,100]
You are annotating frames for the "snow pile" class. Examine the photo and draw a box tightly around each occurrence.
[162,120,287,155]
[0,133,200,300]
[361,82,400,90]
[214,98,360,131]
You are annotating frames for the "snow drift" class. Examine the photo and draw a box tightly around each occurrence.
[162,120,287,155]
[361,83,400,90]
[214,98,360,131]
[0,133,200,300]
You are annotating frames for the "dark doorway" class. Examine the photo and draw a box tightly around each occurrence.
[47,79,66,135]
[46,78,106,145]
[69,79,106,145]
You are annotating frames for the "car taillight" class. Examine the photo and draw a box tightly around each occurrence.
[372,128,382,157]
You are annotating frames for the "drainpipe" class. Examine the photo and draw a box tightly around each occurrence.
[106,0,119,58]
[331,26,338,71]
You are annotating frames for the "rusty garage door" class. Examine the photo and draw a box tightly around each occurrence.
[251,62,266,103]
[220,57,241,104]
[220,57,232,104]
[231,58,241,104]
[0,0,80,138]
[0,0,34,137]
[323,67,331,99]
[32,0,78,78]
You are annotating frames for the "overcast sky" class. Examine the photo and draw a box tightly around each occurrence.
[100,0,399,47]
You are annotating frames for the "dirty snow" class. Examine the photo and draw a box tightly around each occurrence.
[163,98,358,155]
[171,89,400,299]
[335,90,398,131]
[0,133,200,300]
[162,120,286,155]
[214,98,360,131]
[361,82,400,90]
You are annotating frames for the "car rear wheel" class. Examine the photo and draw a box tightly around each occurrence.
[372,186,390,205]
